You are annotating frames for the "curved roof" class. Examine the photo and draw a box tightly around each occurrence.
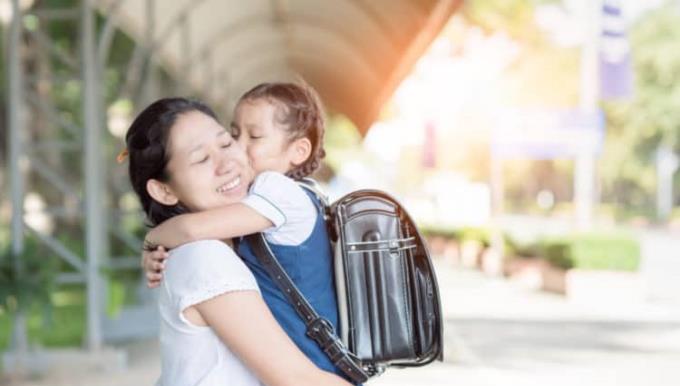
[97,0,462,134]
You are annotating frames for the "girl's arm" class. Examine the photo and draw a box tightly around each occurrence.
[192,291,351,386]
[145,203,272,249]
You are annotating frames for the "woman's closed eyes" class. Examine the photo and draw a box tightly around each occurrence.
[195,155,209,165]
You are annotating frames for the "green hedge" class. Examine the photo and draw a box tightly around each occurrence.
[0,278,137,350]
[0,287,86,349]
[420,225,491,247]
[420,226,641,272]
[419,225,459,239]
[540,232,640,271]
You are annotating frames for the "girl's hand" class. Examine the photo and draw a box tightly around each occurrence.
[142,246,168,288]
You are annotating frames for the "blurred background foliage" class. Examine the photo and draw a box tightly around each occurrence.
[601,5,680,213]
[326,0,680,222]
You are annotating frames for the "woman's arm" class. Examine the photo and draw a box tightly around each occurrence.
[192,291,351,386]
[145,203,272,249]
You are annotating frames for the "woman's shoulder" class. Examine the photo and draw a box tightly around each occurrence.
[171,239,235,257]
[166,240,254,286]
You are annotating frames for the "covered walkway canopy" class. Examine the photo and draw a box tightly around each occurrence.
[98,0,462,134]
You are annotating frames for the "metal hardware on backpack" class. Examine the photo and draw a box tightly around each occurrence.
[247,180,444,382]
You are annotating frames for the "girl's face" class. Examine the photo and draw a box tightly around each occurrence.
[232,98,308,175]
[162,110,253,211]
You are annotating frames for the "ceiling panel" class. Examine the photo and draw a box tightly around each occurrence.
[97,0,462,134]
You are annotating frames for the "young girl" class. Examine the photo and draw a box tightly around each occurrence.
[142,83,345,380]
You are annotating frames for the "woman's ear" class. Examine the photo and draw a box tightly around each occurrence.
[289,137,312,166]
[146,179,179,206]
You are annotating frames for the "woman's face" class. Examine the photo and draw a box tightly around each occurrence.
[162,110,253,211]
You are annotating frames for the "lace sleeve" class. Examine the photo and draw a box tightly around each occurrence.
[166,240,260,313]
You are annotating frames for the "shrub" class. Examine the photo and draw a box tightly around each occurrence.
[458,227,491,247]
[0,236,59,315]
[539,232,640,271]
[419,225,459,240]
[543,241,574,269]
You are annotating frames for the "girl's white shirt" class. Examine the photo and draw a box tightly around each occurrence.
[156,239,263,386]
[241,171,316,246]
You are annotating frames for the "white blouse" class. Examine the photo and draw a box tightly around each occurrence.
[156,240,263,386]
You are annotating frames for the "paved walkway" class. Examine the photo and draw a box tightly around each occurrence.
[372,260,680,386]
[639,229,680,305]
[5,258,680,386]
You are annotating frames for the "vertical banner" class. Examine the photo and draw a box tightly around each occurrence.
[600,0,634,100]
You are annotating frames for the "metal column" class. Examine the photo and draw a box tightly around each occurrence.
[141,0,156,105]
[82,0,104,351]
[575,0,601,229]
[7,0,24,259]
[6,0,29,358]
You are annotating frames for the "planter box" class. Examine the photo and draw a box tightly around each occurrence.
[541,266,646,303]
[481,248,503,276]
[542,265,567,295]
[425,235,447,257]
[442,239,461,266]
[505,256,646,303]
[503,257,547,290]
[460,240,484,269]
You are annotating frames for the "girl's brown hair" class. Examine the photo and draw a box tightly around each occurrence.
[237,82,326,180]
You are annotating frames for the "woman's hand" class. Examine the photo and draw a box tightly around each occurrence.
[142,246,168,288]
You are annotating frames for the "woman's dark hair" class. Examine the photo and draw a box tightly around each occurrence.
[236,81,326,180]
[125,97,217,227]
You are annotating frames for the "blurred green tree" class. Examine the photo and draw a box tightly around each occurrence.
[601,4,680,216]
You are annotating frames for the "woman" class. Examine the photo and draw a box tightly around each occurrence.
[124,97,350,386]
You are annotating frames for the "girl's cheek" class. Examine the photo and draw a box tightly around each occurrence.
[246,146,258,162]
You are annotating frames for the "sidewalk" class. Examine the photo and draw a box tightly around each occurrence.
[372,259,680,386]
[6,259,680,386]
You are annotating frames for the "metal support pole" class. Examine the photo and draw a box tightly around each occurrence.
[575,0,600,229]
[81,0,104,351]
[488,154,505,276]
[6,0,29,362]
[141,0,155,105]
[7,0,24,259]
[490,155,505,219]
[656,146,679,221]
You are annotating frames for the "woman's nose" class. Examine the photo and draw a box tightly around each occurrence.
[214,152,233,175]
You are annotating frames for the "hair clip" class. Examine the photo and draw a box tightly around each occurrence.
[116,148,129,164]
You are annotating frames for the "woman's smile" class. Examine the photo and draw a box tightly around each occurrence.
[216,176,242,194]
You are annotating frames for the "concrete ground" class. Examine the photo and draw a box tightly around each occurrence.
[372,262,680,386]
[5,256,680,386]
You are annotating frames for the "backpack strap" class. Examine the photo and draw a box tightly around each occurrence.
[245,233,369,384]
